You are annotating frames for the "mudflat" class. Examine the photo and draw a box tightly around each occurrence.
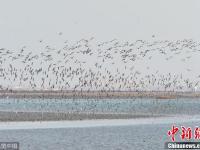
[0,90,200,99]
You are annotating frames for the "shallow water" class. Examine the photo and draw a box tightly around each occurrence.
[0,98,200,149]
[0,98,200,116]
[0,121,199,150]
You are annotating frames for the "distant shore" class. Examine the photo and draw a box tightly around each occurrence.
[0,90,200,99]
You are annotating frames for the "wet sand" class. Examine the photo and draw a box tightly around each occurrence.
[1,90,200,99]
[0,111,160,122]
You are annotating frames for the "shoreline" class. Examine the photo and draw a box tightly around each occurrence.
[0,90,200,99]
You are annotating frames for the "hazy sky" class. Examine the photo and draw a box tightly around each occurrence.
[0,0,200,91]
[0,0,200,49]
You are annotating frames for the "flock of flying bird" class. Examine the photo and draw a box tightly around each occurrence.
[0,37,200,92]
